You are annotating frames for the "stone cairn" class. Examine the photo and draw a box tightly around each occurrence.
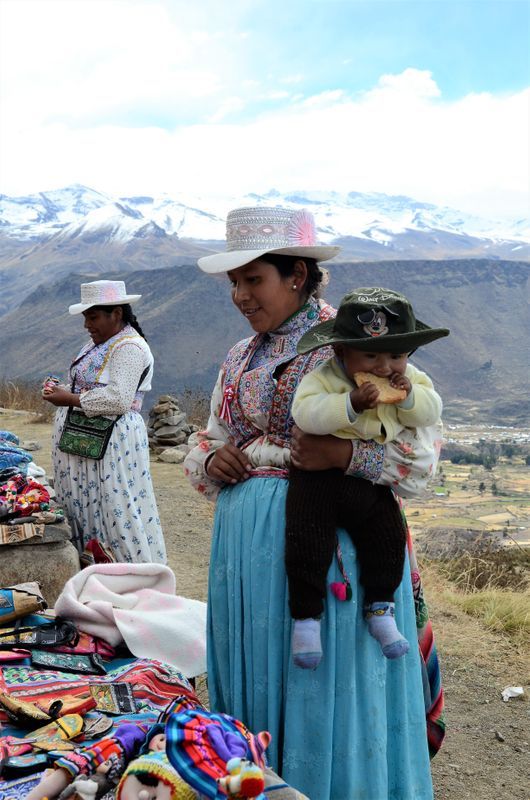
[147,395,199,464]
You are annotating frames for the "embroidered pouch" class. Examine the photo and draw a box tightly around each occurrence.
[0,692,94,729]
[31,650,107,675]
[58,366,148,460]
[52,630,116,660]
[0,582,47,626]
[0,692,55,727]
[0,618,79,650]
[58,409,118,460]
[0,753,49,778]
[25,713,84,751]
[82,714,114,739]
[89,683,137,715]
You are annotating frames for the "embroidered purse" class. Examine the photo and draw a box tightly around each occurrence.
[58,367,148,460]
[0,618,79,651]
[0,692,93,729]
[30,650,107,675]
[58,410,118,460]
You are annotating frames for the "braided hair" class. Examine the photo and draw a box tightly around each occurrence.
[90,304,147,340]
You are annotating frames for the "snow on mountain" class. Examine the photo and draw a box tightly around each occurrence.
[0,184,111,237]
[53,202,167,244]
[0,185,528,249]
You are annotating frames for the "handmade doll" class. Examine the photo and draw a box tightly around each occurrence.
[56,756,121,799]
[115,751,197,800]
[25,723,147,800]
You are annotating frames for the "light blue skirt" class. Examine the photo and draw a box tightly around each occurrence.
[207,477,433,800]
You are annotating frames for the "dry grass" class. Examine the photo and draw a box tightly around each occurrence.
[420,548,530,647]
[453,589,530,639]
[436,545,530,592]
[0,379,54,422]
[419,561,529,671]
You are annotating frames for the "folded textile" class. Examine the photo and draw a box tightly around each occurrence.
[0,432,19,445]
[55,564,207,678]
[0,444,32,474]
[0,658,198,727]
[0,523,45,544]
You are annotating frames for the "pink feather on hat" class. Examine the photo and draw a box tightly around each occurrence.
[287,210,317,247]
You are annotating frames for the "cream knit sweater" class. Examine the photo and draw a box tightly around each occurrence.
[291,357,442,444]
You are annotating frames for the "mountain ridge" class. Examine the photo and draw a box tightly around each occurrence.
[1,184,528,317]
[1,258,528,426]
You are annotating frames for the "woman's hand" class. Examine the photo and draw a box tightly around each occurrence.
[206,442,252,484]
[41,386,80,407]
[290,425,352,471]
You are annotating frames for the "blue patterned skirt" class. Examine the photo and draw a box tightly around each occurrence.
[207,477,433,800]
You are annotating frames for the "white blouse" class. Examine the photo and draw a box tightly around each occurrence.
[79,339,153,417]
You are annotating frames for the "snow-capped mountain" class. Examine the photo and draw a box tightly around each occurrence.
[0,185,529,424]
[1,184,529,249]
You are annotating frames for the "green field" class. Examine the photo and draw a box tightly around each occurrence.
[406,425,530,549]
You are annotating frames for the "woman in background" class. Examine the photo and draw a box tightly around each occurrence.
[43,279,166,564]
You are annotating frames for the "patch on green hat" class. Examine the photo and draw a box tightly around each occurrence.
[297,287,449,355]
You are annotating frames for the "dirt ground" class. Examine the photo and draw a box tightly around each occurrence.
[2,410,529,800]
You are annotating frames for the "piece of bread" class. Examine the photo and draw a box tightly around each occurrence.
[353,372,407,404]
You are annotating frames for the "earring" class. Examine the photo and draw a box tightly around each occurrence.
[292,284,297,290]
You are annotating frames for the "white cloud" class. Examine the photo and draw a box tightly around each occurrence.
[373,68,441,99]
[0,0,527,225]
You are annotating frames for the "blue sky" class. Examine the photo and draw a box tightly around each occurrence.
[0,0,528,218]
[217,0,530,102]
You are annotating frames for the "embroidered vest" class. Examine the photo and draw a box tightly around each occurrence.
[219,300,335,448]
[70,326,147,412]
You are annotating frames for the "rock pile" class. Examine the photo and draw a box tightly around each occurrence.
[147,395,199,464]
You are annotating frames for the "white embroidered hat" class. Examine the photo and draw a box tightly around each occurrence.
[69,280,142,315]
[197,206,341,274]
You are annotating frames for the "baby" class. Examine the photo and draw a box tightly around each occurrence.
[286,287,449,668]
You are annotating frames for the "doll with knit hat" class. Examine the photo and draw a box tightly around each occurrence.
[116,752,197,800]
[286,287,449,669]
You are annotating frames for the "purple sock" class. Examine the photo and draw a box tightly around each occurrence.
[292,618,322,669]
[365,602,410,659]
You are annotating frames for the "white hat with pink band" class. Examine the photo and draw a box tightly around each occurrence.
[198,206,341,274]
[69,280,142,315]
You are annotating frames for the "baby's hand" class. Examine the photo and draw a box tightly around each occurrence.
[389,373,411,396]
[350,382,379,412]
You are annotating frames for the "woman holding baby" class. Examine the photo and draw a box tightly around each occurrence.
[184,205,445,799]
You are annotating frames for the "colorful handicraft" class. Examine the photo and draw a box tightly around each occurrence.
[0,475,50,519]
[165,707,270,800]
[23,713,85,751]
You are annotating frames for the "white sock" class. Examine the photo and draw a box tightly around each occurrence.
[292,618,322,669]
[365,602,410,659]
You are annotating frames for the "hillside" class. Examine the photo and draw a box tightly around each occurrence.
[0,258,529,424]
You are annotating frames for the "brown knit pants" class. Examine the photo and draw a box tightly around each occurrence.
[285,465,407,619]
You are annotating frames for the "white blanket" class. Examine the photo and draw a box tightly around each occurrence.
[55,563,206,678]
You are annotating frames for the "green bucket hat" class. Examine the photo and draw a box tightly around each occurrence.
[297,287,449,355]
